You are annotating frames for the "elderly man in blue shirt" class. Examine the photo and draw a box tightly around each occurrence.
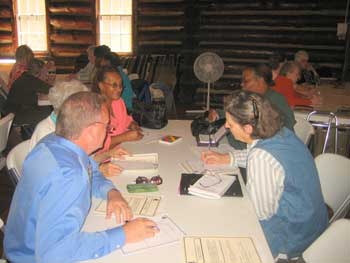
[4,92,159,263]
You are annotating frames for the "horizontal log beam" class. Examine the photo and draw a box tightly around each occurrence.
[139,40,182,45]
[138,26,184,31]
[138,11,184,16]
[50,19,92,30]
[202,10,344,16]
[50,33,93,44]
[0,22,12,32]
[201,25,336,32]
[49,7,92,15]
[199,41,344,51]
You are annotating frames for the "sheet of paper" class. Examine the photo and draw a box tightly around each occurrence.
[95,195,161,217]
[184,236,262,263]
[122,215,185,255]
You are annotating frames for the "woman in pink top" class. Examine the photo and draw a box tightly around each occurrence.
[94,66,143,152]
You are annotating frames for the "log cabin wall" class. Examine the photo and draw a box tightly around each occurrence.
[134,0,349,105]
[0,0,15,56]
[0,0,348,106]
[47,0,95,73]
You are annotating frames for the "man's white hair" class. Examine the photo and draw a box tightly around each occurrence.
[294,50,309,62]
[48,80,89,112]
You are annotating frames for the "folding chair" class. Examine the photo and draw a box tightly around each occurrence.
[6,139,30,185]
[302,219,350,263]
[315,153,350,223]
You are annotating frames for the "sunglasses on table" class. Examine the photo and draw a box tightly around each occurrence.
[136,175,163,185]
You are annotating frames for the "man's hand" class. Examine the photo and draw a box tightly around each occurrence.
[201,150,230,165]
[100,163,123,177]
[123,218,159,244]
[107,190,133,224]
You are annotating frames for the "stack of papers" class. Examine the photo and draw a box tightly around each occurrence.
[188,174,236,199]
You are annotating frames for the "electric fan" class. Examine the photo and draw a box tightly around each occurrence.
[192,52,224,112]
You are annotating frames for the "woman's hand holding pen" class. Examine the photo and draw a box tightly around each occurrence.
[201,150,230,165]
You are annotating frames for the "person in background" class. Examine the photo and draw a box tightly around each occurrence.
[101,52,134,110]
[209,64,296,150]
[28,80,88,151]
[75,45,96,83]
[5,58,51,127]
[39,57,56,86]
[93,66,143,152]
[294,50,320,85]
[29,79,127,178]
[94,45,111,68]
[5,92,159,263]
[7,45,34,90]
[202,90,328,259]
[268,52,286,80]
[274,61,321,108]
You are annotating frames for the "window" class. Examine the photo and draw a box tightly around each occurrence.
[16,0,47,51]
[98,0,132,53]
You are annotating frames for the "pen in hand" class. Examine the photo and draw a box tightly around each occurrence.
[208,133,211,151]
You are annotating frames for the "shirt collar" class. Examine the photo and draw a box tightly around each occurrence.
[50,112,57,124]
[50,134,90,168]
[247,139,260,152]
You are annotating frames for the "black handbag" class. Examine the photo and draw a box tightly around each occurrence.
[191,115,225,137]
[132,98,168,129]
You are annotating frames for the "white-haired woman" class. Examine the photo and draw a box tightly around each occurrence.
[294,50,320,85]
[29,80,88,151]
[29,80,128,177]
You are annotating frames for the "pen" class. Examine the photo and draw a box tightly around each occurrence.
[208,133,211,151]
[100,157,111,164]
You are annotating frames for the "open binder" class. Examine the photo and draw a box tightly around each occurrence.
[179,173,243,197]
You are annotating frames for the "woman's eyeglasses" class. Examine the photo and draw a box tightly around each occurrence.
[103,81,122,90]
[136,175,163,185]
[199,174,222,188]
[91,122,114,132]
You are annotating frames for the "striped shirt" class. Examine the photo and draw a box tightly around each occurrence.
[229,141,285,220]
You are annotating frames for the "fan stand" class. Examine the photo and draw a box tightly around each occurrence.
[186,82,211,114]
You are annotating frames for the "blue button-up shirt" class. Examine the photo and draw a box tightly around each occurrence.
[5,134,126,263]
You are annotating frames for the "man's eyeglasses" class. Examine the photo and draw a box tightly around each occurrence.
[136,175,163,185]
[92,122,113,132]
[103,81,122,89]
